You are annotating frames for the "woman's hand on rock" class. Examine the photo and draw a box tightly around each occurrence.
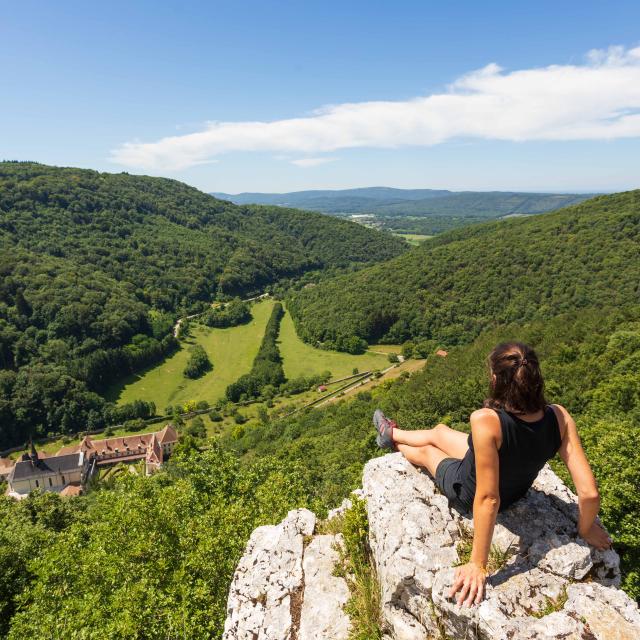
[579,521,613,550]
[447,562,487,606]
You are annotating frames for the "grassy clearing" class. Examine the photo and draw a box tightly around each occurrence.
[279,307,390,380]
[366,344,404,355]
[107,299,276,411]
[392,232,433,246]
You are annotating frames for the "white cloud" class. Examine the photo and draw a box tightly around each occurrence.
[290,157,337,167]
[111,45,640,171]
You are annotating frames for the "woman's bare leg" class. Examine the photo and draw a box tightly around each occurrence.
[393,423,470,459]
[397,443,450,477]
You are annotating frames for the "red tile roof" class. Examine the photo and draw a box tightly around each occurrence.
[56,425,178,459]
[156,424,178,445]
[146,434,163,465]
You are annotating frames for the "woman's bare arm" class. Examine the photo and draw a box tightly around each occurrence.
[553,404,611,549]
[448,408,501,606]
[470,409,501,567]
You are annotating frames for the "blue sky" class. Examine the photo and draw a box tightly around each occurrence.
[2,1,640,193]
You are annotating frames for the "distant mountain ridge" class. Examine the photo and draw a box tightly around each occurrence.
[212,186,597,218]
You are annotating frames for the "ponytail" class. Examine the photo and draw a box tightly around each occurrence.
[484,342,546,414]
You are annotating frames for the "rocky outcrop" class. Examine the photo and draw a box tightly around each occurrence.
[299,535,351,640]
[224,452,639,640]
[223,509,351,640]
[364,452,640,640]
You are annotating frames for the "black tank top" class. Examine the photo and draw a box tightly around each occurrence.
[455,405,562,512]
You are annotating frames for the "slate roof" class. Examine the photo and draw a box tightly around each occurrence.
[11,453,83,481]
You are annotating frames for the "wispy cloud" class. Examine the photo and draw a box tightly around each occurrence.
[111,46,640,171]
[290,157,337,167]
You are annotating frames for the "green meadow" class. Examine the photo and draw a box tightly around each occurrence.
[108,299,277,410]
[279,306,391,380]
[393,232,433,246]
[106,298,395,413]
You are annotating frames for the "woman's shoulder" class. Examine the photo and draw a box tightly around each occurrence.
[471,407,501,421]
[470,407,502,441]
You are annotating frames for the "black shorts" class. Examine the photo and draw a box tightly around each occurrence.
[434,457,472,515]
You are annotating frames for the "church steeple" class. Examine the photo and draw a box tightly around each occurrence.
[29,439,39,463]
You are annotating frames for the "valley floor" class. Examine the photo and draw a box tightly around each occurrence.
[107,298,395,411]
[107,299,277,410]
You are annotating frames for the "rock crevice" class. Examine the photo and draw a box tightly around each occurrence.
[223,509,351,640]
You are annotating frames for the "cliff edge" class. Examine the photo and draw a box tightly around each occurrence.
[223,452,640,639]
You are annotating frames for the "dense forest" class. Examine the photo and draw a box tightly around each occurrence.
[288,191,640,350]
[1,304,638,638]
[0,162,406,448]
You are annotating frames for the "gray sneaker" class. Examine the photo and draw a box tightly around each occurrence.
[373,409,397,450]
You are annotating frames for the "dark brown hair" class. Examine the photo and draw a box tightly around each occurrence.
[484,342,546,414]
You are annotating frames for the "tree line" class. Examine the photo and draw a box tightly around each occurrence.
[226,303,285,402]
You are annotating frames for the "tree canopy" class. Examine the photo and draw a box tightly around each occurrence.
[288,191,640,350]
[0,162,405,448]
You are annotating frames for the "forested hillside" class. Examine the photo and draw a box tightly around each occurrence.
[288,191,640,349]
[2,304,638,638]
[0,162,406,448]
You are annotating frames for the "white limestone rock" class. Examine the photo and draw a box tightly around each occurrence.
[298,534,351,640]
[564,582,640,640]
[362,452,639,640]
[223,508,316,640]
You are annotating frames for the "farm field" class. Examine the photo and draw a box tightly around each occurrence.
[279,307,393,379]
[107,298,277,410]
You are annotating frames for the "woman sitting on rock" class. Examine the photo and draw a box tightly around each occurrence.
[373,341,612,608]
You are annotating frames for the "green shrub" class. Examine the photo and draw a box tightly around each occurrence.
[185,417,206,439]
[183,345,212,379]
